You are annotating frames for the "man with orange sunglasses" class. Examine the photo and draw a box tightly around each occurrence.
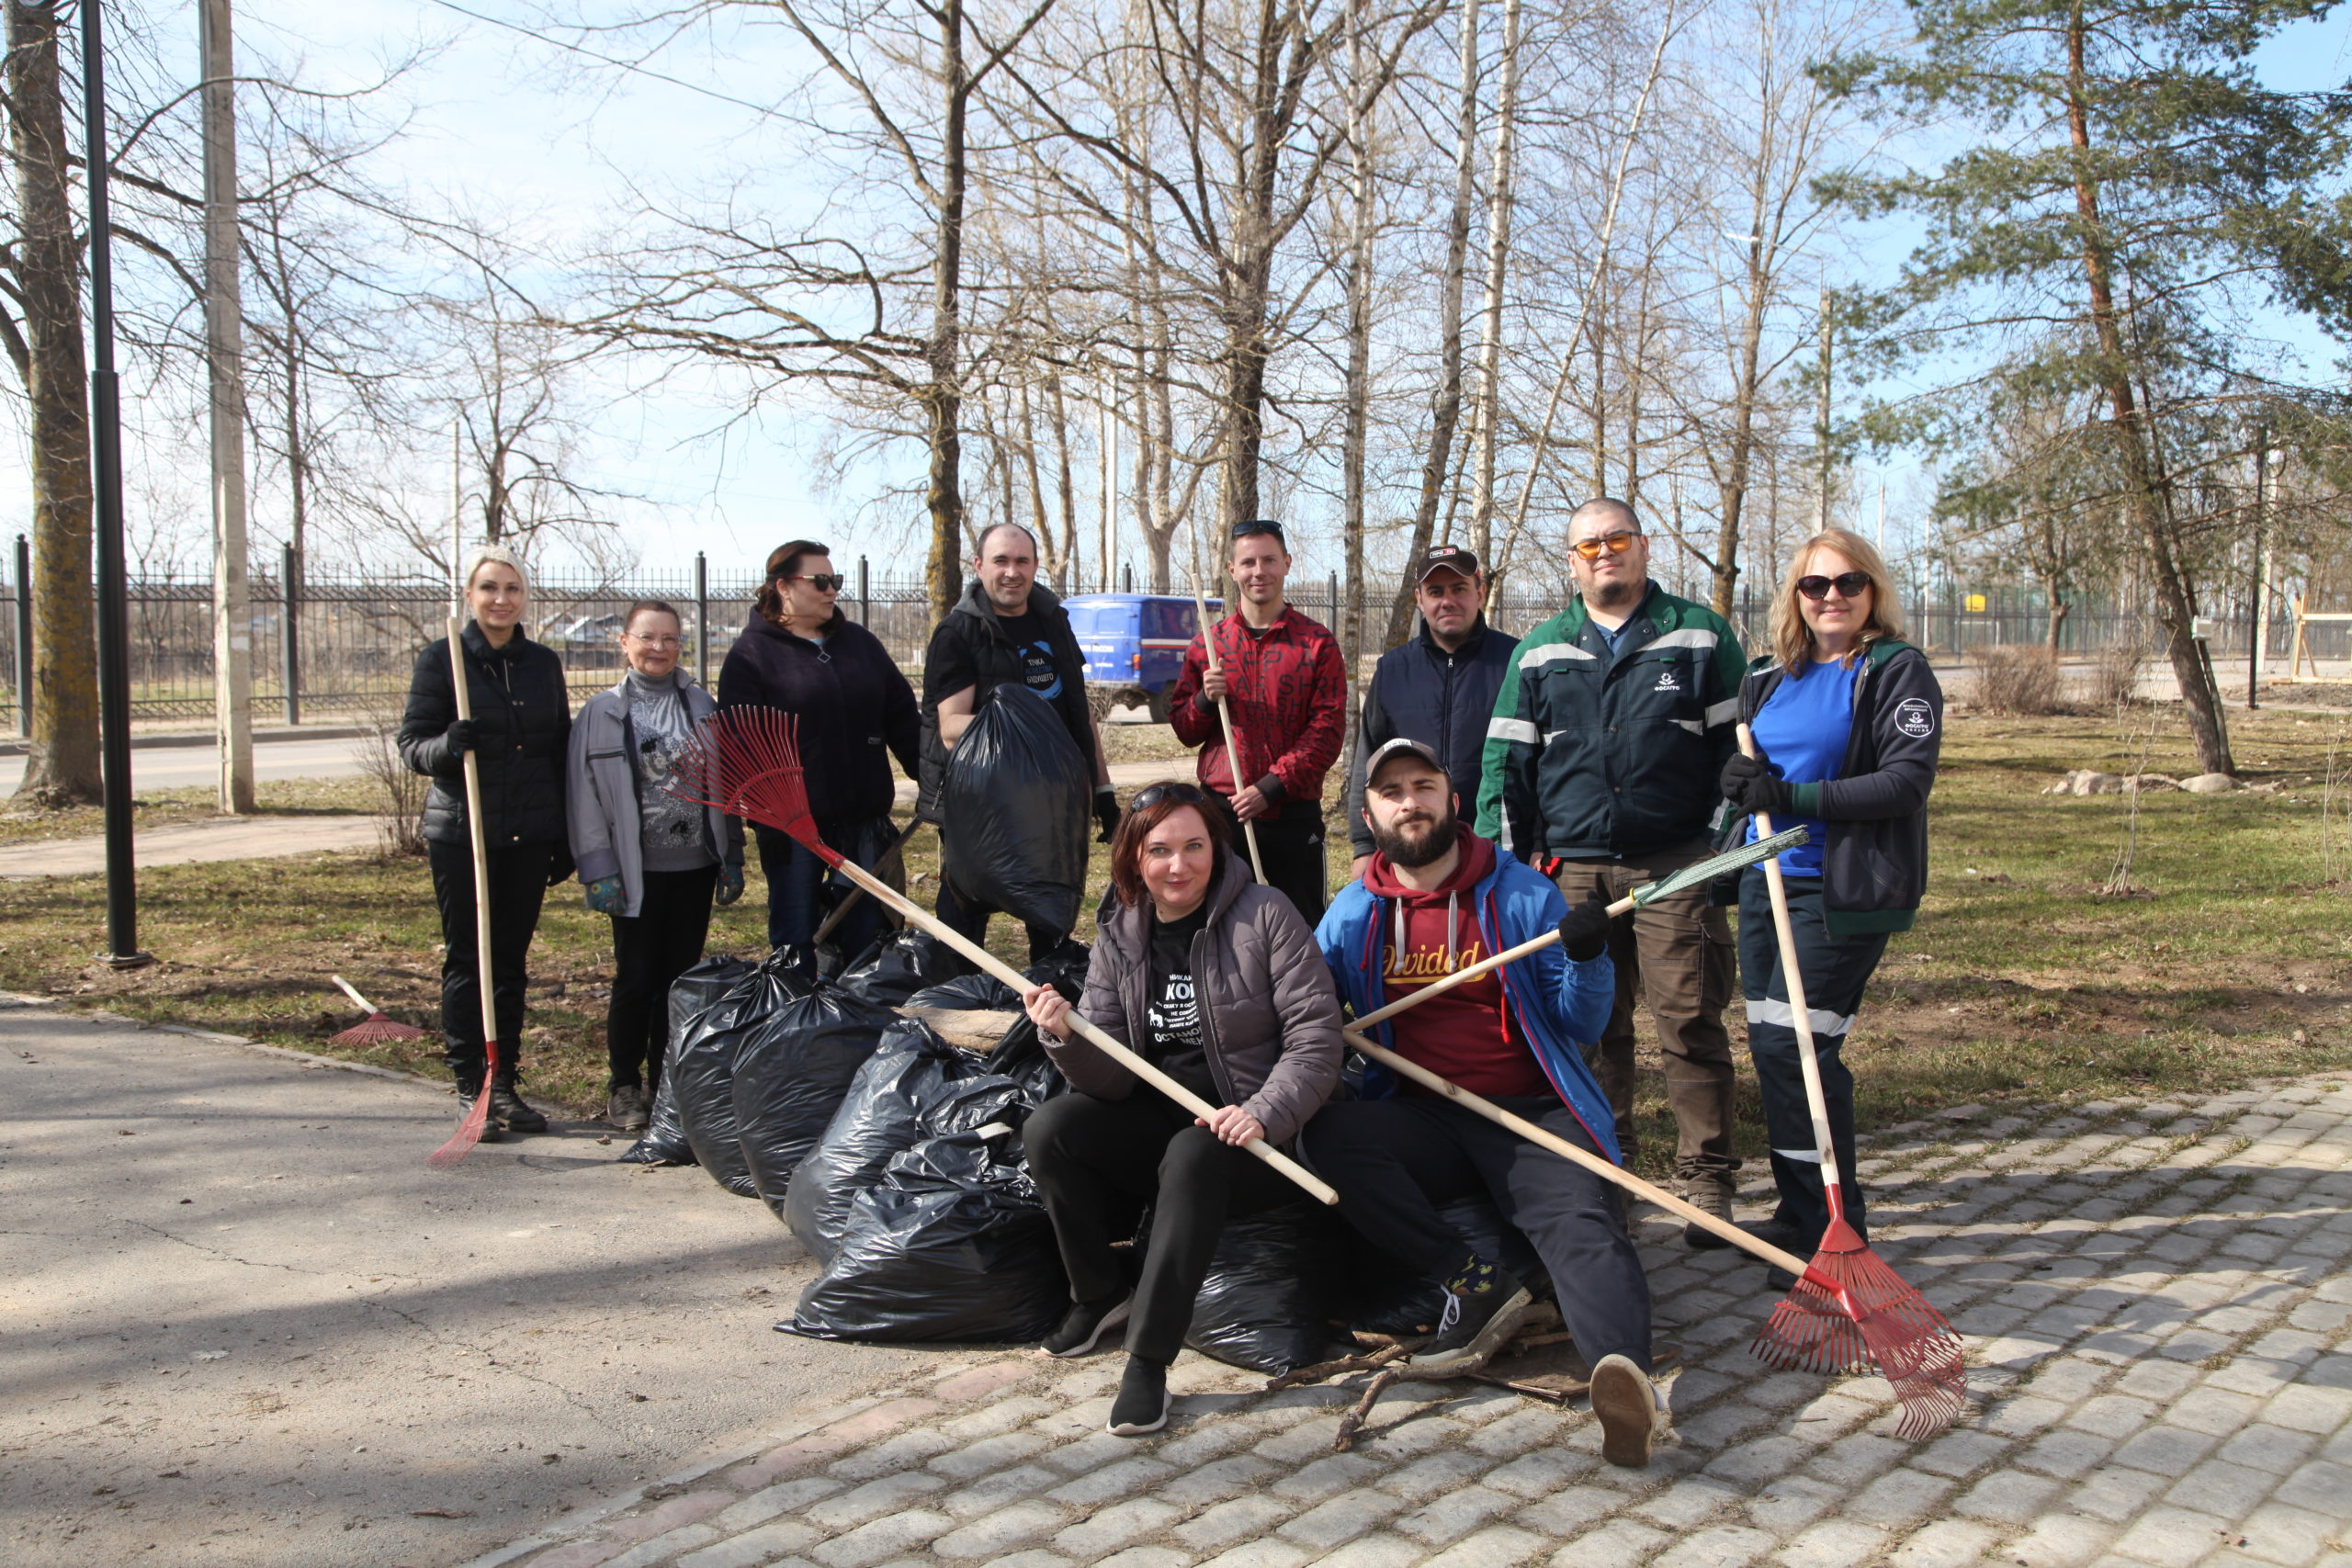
[1476,498,1749,1245]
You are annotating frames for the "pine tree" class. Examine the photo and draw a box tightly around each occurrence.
[1821,0,2352,774]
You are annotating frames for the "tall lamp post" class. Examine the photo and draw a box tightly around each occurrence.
[85,1,150,967]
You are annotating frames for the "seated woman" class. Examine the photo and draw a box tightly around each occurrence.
[1019,783,1343,1438]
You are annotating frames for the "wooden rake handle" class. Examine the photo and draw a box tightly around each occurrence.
[811,818,924,945]
[447,617,502,1066]
[1342,1028,1806,1273]
[1737,724,1847,1193]
[1190,590,1267,885]
[1348,887,1644,1032]
[820,849,1338,1206]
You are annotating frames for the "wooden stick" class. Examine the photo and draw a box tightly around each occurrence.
[450,618,502,1065]
[1738,724,1849,1196]
[1342,1026,1806,1271]
[329,974,375,1014]
[1189,586,1267,883]
[811,818,923,945]
[820,849,1339,1205]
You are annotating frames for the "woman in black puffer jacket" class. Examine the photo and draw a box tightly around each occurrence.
[718,539,919,961]
[398,544,573,1138]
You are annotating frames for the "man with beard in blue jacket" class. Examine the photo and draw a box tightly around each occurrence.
[1309,739,1668,1468]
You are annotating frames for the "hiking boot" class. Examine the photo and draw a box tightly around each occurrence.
[1044,1292,1132,1359]
[453,1084,508,1143]
[1407,1258,1534,1377]
[489,1077,548,1135]
[608,1083,650,1132]
[1745,1218,1823,1293]
[1106,1355,1170,1437]
[1589,1352,1666,1468]
[1679,1174,1736,1249]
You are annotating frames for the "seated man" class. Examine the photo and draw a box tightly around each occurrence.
[1308,738,1668,1467]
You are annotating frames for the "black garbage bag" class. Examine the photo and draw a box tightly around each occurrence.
[1179,1201,1349,1374]
[787,1125,1067,1343]
[1342,1193,1555,1337]
[1023,941,1091,1002]
[838,928,958,1006]
[620,954,755,1166]
[902,972,1020,1012]
[672,952,811,1198]
[783,1022,1031,1261]
[979,1015,1066,1108]
[940,684,1089,936]
[732,982,900,1221]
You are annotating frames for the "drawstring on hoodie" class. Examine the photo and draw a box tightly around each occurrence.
[1390,889,1461,976]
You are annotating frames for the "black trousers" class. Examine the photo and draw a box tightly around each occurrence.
[426,838,552,1080]
[606,863,720,1092]
[1212,795,1329,927]
[1736,868,1888,1242]
[934,874,1065,967]
[1305,1094,1654,1371]
[1024,1090,1296,1364]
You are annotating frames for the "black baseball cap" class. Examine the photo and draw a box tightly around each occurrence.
[1363,736,1448,784]
[1414,545,1480,585]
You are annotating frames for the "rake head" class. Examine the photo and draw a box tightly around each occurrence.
[428,1040,498,1169]
[1751,1214,1969,1440]
[665,707,834,860]
[330,1012,426,1047]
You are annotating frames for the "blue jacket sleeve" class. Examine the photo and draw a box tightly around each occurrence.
[1518,863,1615,1047]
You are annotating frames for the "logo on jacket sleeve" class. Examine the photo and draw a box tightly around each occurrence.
[1894,696,1936,738]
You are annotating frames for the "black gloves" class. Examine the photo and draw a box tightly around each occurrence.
[547,849,575,888]
[1093,785,1122,843]
[1720,752,1794,819]
[444,716,483,759]
[1556,897,1612,963]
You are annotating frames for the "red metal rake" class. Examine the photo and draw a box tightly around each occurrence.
[1738,724,1966,1438]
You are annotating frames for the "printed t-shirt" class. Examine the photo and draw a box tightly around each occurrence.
[1363,828,1550,1100]
[1145,904,1216,1102]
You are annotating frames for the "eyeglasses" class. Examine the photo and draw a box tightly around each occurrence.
[1231,520,1286,545]
[1797,571,1873,601]
[1128,782,1209,813]
[1569,530,1639,560]
[627,633,683,649]
[779,572,846,593]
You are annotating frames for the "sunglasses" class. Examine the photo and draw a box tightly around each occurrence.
[1569,530,1639,560]
[779,572,846,593]
[1797,571,1873,601]
[1231,520,1286,544]
[1128,782,1210,813]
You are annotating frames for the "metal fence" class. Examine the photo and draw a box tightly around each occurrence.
[1,550,2345,732]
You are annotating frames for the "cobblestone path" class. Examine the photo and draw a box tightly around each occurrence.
[462,1078,2352,1568]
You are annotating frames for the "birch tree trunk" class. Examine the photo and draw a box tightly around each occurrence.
[1467,0,1521,569]
[7,0,100,807]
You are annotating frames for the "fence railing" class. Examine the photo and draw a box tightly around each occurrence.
[2,552,2346,731]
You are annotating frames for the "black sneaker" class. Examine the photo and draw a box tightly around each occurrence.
[1106,1356,1170,1437]
[454,1090,507,1143]
[489,1079,548,1135]
[1043,1292,1132,1358]
[1407,1261,1534,1377]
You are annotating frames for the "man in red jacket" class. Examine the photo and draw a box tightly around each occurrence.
[1168,519,1348,922]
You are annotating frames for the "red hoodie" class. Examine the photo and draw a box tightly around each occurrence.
[1362,827,1550,1099]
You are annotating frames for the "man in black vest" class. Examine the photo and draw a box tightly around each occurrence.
[921,523,1118,959]
[1344,546,1520,883]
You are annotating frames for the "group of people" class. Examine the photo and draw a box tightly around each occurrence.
[396,498,1941,1464]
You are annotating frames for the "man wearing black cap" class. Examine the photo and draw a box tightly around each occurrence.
[1168,519,1348,922]
[1344,545,1520,883]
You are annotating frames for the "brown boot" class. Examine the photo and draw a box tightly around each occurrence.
[1679,1172,1736,1249]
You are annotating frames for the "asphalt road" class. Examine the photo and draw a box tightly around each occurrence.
[0,1002,933,1568]
[0,736,371,795]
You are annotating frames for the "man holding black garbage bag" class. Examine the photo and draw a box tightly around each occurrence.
[921,523,1118,962]
[1312,739,1669,1469]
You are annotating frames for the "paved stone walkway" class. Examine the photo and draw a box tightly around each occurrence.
[461,1078,2352,1568]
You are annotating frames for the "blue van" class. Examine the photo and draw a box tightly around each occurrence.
[1064,593,1220,723]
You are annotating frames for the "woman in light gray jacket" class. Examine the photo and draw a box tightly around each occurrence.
[568,600,746,1130]
[1020,781,1343,1438]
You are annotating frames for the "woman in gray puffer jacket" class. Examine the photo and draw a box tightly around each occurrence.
[567,600,747,1133]
[1019,782,1343,1438]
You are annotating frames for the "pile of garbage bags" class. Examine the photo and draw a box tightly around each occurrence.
[636,941,1555,1369]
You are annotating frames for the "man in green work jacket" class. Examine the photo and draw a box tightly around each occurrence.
[1476,497,1749,1247]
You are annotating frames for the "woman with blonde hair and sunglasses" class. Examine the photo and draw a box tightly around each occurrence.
[1715,527,1942,1286]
